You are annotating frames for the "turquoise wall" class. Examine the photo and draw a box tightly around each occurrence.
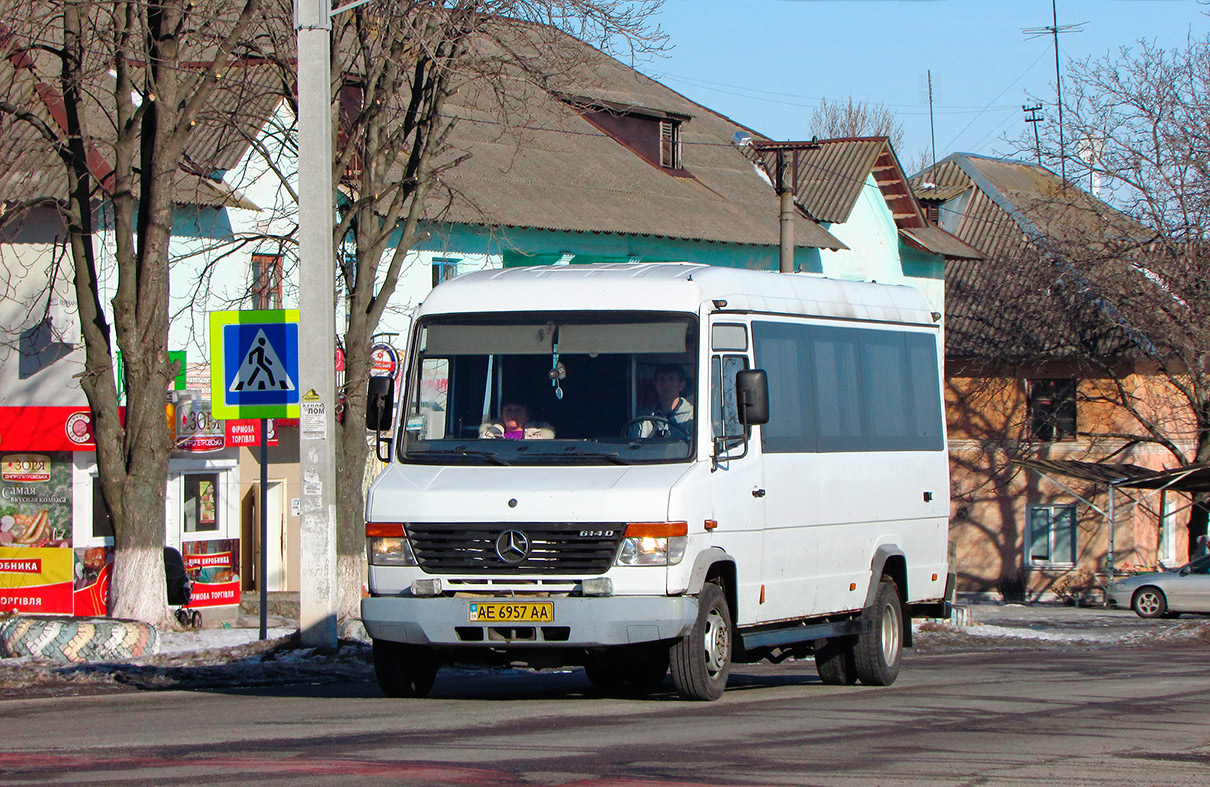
[413,222,824,272]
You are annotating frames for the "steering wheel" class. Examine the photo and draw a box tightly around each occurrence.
[621,414,689,439]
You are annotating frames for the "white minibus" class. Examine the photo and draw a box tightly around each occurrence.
[363,263,953,700]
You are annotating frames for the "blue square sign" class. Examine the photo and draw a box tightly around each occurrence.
[210,310,300,419]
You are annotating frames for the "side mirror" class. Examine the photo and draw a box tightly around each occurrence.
[736,369,769,426]
[366,375,395,432]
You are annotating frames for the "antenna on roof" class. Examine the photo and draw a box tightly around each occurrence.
[1023,0,1085,187]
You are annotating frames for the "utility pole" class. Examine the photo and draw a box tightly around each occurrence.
[776,149,795,273]
[1023,104,1044,165]
[294,0,337,649]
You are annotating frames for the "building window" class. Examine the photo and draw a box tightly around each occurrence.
[1028,378,1077,441]
[1027,505,1077,565]
[183,473,220,533]
[659,120,681,169]
[251,253,282,310]
[432,257,459,288]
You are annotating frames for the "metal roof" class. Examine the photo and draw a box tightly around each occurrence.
[753,137,979,259]
[911,154,1150,360]
[1015,458,1210,493]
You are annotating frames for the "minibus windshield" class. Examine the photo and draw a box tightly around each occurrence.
[399,313,698,465]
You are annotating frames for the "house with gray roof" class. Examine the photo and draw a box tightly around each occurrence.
[913,153,1190,600]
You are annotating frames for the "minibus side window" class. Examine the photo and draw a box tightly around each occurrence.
[711,354,748,449]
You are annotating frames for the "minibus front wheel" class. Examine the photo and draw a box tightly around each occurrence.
[854,577,903,686]
[669,581,732,701]
[372,638,440,698]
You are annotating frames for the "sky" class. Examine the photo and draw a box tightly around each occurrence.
[635,0,1208,173]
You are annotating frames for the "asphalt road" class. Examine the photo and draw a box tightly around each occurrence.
[2,634,1209,786]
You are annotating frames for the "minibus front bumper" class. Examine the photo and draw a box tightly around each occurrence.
[361,595,697,648]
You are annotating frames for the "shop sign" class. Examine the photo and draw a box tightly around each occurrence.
[2,454,52,483]
[223,419,279,448]
[370,343,397,378]
[0,407,99,452]
[173,394,225,453]
[182,538,240,608]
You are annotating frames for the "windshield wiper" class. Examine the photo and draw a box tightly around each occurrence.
[410,444,511,465]
[553,446,634,465]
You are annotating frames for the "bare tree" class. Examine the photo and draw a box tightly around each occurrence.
[0,0,269,624]
[252,1,667,618]
[808,96,931,174]
[1024,34,1210,556]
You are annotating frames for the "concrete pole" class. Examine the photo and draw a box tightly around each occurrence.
[776,150,795,273]
[295,0,338,649]
[779,188,795,273]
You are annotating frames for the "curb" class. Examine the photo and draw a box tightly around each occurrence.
[0,616,160,662]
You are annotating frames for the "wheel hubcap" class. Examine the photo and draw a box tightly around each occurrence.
[880,601,901,665]
[703,607,730,677]
[1138,593,1159,614]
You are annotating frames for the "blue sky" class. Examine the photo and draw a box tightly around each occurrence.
[637,0,1207,172]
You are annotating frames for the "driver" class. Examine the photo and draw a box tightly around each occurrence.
[638,364,693,438]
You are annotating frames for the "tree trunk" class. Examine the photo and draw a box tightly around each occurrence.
[335,326,374,621]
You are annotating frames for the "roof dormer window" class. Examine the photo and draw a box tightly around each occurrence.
[659,119,681,169]
[558,94,691,175]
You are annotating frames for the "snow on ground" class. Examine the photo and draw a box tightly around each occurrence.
[158,626,300,654]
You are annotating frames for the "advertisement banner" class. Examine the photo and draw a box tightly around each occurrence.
[72,546,114,617]
[0,452,75,614]
[0,547,74,614]
[182,538,240,608]
[172,394,225,453]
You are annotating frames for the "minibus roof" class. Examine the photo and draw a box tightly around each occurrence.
[418,263,937,326]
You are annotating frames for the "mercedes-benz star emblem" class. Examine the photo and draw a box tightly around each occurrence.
[495,530,530,565]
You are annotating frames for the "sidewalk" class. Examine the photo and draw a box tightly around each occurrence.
[952,600,1210,645]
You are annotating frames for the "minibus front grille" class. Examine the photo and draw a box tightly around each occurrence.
[406,522,623,574]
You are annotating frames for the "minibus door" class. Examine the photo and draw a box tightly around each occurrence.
[707,351,767,626]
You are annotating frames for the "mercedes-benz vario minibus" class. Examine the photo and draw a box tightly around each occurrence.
[363,263,953,700]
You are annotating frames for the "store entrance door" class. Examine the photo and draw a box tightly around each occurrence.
[242,480,286,592]
[166,467,240,610]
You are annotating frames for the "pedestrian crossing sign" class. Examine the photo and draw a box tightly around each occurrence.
[209,310,301,419]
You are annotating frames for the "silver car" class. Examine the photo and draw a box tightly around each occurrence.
[1107,554,1210,618]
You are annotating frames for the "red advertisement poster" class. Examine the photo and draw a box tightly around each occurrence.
[72,547,114,617]
[182,538,240,608]
[0,452,74,614]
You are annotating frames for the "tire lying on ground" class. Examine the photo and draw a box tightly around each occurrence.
[0,616,160,662]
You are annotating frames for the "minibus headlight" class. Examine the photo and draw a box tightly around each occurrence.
[615,522,688,566]
[368,536,418,566]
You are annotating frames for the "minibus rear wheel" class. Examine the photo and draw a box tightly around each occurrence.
[814,636,858,685]
[372,638,439,698]
[670,581,732,701]
[853,577,903,686]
